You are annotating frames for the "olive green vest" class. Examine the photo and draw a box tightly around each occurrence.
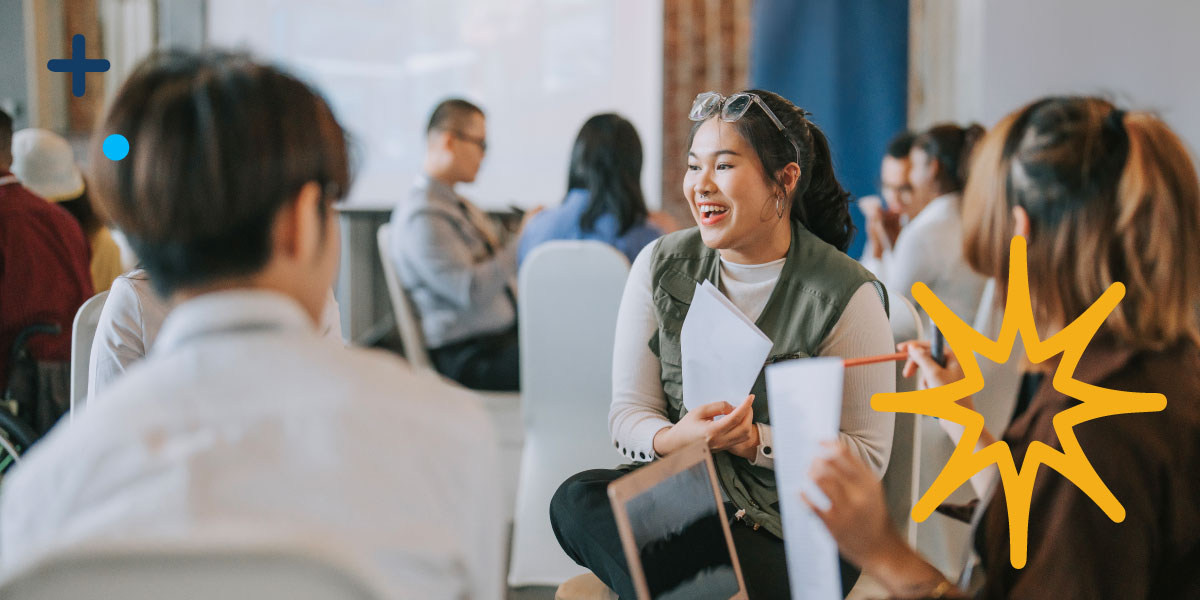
[647,223,887,537]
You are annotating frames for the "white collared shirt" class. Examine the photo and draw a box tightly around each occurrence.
[86,270,345,406]
[1,290,504,600]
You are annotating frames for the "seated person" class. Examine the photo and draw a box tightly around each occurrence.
[86,269,343,404]
[389,98,532,391]
[807,97,1200,599]
[862,123,989,343]
[11,128,124,292]
[518,113,662,266]
[550,90,895,599]
[858,130,914,262]
[0,51,504,600]
[0,109,93,419]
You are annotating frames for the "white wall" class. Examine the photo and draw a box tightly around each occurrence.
[955,0,1200,154]
[207,0,663,210]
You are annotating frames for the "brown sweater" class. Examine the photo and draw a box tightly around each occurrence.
[976,336,1200,599]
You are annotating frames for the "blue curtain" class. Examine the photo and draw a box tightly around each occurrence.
[750,0,908,259]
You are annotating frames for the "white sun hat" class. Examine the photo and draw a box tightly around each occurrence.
[10,128,85,202]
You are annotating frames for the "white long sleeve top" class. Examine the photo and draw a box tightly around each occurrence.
[609,242,897,474]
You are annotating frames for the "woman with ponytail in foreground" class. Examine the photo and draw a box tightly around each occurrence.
[549,90,896,598]
[807,97,1200,599]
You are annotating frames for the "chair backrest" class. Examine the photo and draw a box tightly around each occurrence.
[70,291,109,415]
[508,240,630,586]
[517,240,629,450]
[376,224,433,372]
[968,278,1021,437]
[0,540,388,600]
[887,288,925,346]
[880,292,925,547]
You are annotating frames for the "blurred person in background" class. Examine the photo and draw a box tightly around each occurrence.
[86,268,343,405]
[11,128,123,293]
[859,129,915,266]
[389,98,538,391]
[866,123,989,343]
[0,109,92,428]
[518,113,662,266]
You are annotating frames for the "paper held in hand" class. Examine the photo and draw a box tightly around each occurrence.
[766,357,845,600]
[680,280,774,413]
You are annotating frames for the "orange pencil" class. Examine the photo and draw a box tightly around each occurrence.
[843,351,908,368]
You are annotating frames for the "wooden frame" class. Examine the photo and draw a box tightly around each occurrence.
[607,441,748,600]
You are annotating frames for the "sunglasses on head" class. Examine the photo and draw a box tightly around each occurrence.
[688,91,802,163]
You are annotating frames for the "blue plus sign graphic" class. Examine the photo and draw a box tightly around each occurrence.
[47,34,110,98]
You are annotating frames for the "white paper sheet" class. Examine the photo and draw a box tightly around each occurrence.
[680,280,774,413]
[766,357,844,600]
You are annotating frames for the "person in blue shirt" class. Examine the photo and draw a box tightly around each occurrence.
[518,113,662,266]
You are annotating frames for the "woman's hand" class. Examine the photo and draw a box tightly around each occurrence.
[805,442,962,598]
[709,398,759,460]
[861,197,903,259]
[804,441,896,569]
[898,341,974,410]
[652,395,756,457]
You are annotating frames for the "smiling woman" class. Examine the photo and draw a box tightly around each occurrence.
[550,89,897,598]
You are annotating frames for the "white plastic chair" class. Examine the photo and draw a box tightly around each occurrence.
[507,241,630,587]
[968,278,1021,431]
[879,291,925,547]
[375,223,434,373]
[70,291,109,415]
[846,291,929,600]
[904,278,1023,575]
[0,540,388,600]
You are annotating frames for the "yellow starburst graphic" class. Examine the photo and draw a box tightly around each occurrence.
[871,236,1167,568]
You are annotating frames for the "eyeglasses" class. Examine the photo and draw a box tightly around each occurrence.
[689,91,801,163]
[450,130,488,153]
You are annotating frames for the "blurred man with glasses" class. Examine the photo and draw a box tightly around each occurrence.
[389,99,532,391]
[859,130,914,266]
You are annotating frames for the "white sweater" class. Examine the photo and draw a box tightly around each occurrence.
[609,242,897,474]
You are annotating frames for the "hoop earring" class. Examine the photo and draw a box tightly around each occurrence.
[775,195,785,219]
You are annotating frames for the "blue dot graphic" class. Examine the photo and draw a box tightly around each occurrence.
[103,134,129,161]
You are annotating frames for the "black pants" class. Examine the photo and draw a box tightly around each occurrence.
[429,327,520,391]
[550,469,860,600]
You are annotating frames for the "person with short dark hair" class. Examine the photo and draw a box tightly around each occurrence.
[517,113,662,266]
[389,98,534,391]
[0,108,93,401]
[859,130,915,263]
[0,53,504,599]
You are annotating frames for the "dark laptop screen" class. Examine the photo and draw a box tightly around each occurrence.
[624,462,739,599]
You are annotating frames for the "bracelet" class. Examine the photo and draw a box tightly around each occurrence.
[929,580,955,598]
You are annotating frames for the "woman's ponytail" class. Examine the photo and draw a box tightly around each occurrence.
[796,123,854,251]
[914,122,985,194]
